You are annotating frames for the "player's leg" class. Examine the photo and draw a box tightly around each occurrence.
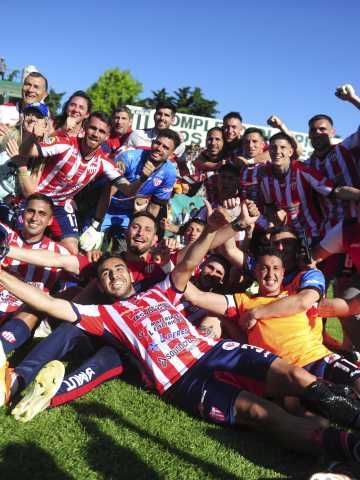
[0,310,38,354]
[11,345,124,421]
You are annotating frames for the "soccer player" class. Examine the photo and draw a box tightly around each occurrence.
[13,111,124,255]
[222,111,244,161]
[80,129,179,251]
[102,106,133,158]
[2,206,360,464]
[0,193,70,355]
[124,101,185,158]
[307,84,360,228]
[259,132,360,240]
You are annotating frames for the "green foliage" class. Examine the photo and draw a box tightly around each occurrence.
[86,68,143,114]
[6,69,20,82]
[45,88,65,116]
[138,86,218,117]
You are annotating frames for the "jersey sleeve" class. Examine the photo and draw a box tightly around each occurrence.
[153,274,185,306]
[71,303,105,335]
[101,156,124,181]
[341,128,360,151]
[319,221,344,254]
[39,136,72,157]
[300,165,334,196]
[298,269,326,297]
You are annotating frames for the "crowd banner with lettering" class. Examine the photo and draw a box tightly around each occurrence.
[128,105,314,160]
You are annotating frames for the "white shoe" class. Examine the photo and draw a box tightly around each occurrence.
[33,319,52,339]
[12,360,65,422]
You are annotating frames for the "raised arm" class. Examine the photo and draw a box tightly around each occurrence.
[171,205,231,292]
[267,115,303,157]
[335,84,360,111]
[184,281,228,317]
[0,267,76,322]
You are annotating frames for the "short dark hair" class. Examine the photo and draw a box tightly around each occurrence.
[217,163,240,176]
[25,193,54,213]
[255,246,284,265]
[223,111,243,124]
[269,132,298,155]
[96,251,127,276]
[112,105,133,119]
[86,111,111,128]
[25,71,48,91]
[269,224,299,239]
[243,127,266,141]
[203,254,231,275]
[206,126,223,138]
[129,211,159,234]
[156,128,181,150]
[182,217,206,232]
[308,114,334,128]
[155,102,176,116]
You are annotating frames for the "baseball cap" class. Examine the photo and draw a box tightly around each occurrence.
[23,102,49,118]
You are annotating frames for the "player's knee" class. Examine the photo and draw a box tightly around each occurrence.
[287,365,315,389]
[234,392,270,426]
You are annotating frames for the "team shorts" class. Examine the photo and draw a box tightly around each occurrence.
[304,353,360,385]
[165,340,277,426]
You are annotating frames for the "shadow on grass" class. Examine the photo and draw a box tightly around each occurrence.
[205,425,315,480]
[0,442,72,480]
[73,401,239,479]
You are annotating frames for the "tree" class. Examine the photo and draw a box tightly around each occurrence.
[138,88,174,109]
[137,86,218,117]
[45,88,65,116]
[86,68,143,114]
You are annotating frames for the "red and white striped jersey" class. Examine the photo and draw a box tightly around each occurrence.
[35,136,122,205]
[307,129,360,224]
[0,224,70,314]
[260,161,334,238]
[73,275,218,394]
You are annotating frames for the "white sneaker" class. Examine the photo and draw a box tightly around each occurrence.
[33,319,52,339]
[12,360,65,422]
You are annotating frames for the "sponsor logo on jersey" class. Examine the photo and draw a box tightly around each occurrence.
[222,341,240,351]
[323,353,341,364]
[63,367,96,391]
[157,356,168,368]
[1,331,16,343]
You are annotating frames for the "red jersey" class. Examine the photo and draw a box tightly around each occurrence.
[36,136,121,205]
[308,130,360,224]
[0,225,70,314]
[73,275,218,394]
[260,161,334,238]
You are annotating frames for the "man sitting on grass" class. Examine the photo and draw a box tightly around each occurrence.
[2,204,360,466]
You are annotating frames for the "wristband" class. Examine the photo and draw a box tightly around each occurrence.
[18,170,30,177]
[91,219,101,231]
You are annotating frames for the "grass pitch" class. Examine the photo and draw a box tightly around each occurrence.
[0,318,344,479]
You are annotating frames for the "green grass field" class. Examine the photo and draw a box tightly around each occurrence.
[0,318,346,480]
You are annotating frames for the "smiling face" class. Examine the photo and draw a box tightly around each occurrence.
[23,199,53,242]
[22,75,47,105]
[199,259,226,291]
[269,138,293,173]
[126,215,158,256]
[66,95,90,124]
[206,129,224,158]
[308,118,335,152]
[97,257,134,299]
[254,254,284,296]
[243,132,265,158]
[223,117,243,144]
[154,108,174,130]
[112,111,132,136]
[149,136,175,163]
[84,116,110,151]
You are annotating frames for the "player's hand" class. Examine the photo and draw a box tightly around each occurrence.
[0,123,9,138]
[239,310,257,331]
[31,123,46,140]
[335,84,356,101]
[65,116,79,131]
[231,156,249,170]
[87,249,102,263]
[267,115,284,130]
[5,138,19,158]
[142,160,156,179]
[207,204,232,233]
[79,226,104,252]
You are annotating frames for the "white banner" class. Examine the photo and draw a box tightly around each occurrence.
[128,105,314,160]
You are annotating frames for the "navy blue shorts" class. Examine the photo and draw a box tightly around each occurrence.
[304,353,360,385]
[166,340,277,426]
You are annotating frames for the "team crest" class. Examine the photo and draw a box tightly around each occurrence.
[157,356,168,367]
[153,177,162,187]
[222,341,240,351]
[43,136,56,145]
[116,160,126,174]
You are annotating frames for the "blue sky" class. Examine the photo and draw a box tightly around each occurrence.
[3,0,360,135]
